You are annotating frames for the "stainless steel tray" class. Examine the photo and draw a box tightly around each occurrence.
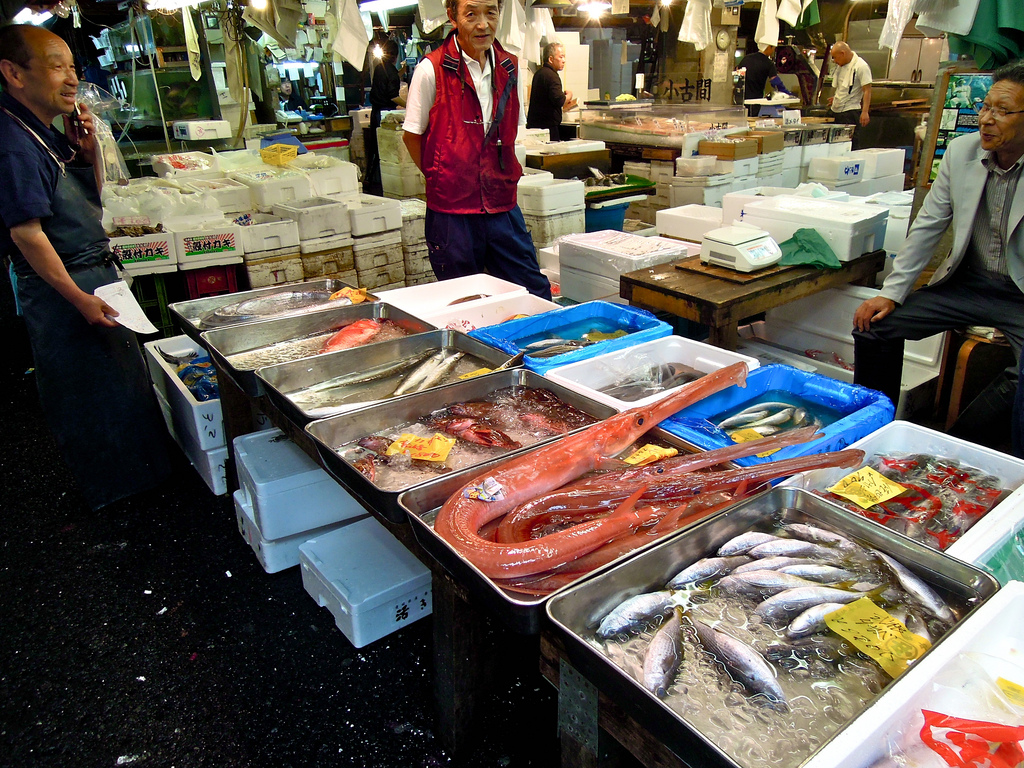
[397,426,709,634]
[256,330,516,427]
[201,302,434,396]
[546,487,999,768]
[305,369,618,529]
[169,279,379,344]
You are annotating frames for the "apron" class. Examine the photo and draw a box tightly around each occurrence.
[16,161,171,510]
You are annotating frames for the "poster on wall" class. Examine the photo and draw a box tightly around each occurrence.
[932,73,992,180]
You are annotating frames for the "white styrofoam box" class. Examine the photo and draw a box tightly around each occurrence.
[524,138,605,155]
[518,127,552,145]
[352,228,402,253]
[351,107,372,128]
[230,168,313,213]
[109,232,177,276]
[537,244,559,272]
[522,209,586,246]
[299,518,432,648]
[799,142,831,169]
[245,251,303,288]
[176,254,244,271]
[184,177,254,214]
[299,233,355,254]
[381,161,426,197]
[235,490,364,574]
[781,145,802,170]
[558,230,692,281]
[353,231,403,272]
[287,153,360,197]
[151,151,221,179]
[236,213,300,253]
[546,335,760,412]
[740,195,888,261]
[808,155,866,182]
[865,173,907,195]
[172,120,232,141]
[515,143,527,168]
[828,140,852,157]
[178,417,228,496]
[675,155,717,176]
[668,175,734,208]
[778,167,801,187]
[558,266,624,304]
[422,292,559,332]
[656,204,724,241]
[168,219,245,264]
[850,147,906,179]
[883,206,911,256]
[802,580,1024,768]
[234,428,368,540]
[399,196,427,245]
[403,244,430,275]
[714,156,758,177]
[272,197,351,240]
[522,168,555,180]
[213,148,264,173]
[516,177,586,216]
[623,161,652,178]
[377,273,527,318]
[144,335,225,450]
[345,194,402,237]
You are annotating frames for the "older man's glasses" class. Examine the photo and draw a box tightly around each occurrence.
[973,100,1024,120]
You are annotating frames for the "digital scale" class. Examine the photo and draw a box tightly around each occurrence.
[700,225,783,273]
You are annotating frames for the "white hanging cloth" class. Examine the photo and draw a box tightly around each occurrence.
[776,0,813,27]
[181,7,202,81]
[328,0,371,68]
[497,0,526,56]
[418,0,447,35]
[878,0,919,55]
[916,0,981,37]
[754,0,780,46]
[678,0,712,50]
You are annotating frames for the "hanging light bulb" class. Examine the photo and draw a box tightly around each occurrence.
[660,0,671,6]
[250,0,268,10]
[577,0,610,16]
[372,43,384,59]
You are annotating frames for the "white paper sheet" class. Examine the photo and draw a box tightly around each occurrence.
[94,281,158,335]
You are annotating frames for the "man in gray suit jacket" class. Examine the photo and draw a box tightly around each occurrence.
[853,59,1024,455]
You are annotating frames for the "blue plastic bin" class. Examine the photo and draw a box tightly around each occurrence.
[585,201,630,232]
[660,364,894,466]
[468,300,672,376]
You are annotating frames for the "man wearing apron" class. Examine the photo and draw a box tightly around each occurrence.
[0,25,170,510]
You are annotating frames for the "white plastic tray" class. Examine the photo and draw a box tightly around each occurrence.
[376,273,528,320]
[422,292,559,332]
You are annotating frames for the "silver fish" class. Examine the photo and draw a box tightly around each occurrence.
[414,351,465,392]
[718,570,825,597]
[744,408,795,428]
[792,408,808,426]
[735,401,794,415]
[716,410,769,430]
[292,351,432,399]
[690,618,786,705]
[666,556,750,587]
[747,539,846,562]
[754,586,863,624]
[783,523,860,552]
[392,349,449,397]
[743,425,782,436]
[198,289,347,329]
[786,602,848,639]
[778,565,859,583]
[717,532,780,557]
[732,556,817,574]
[597,591,674,639]
[526,340,591,359]
[872,551,955,623]
[523,336,568,350]
[642,611,682,696]
[904,611,933,644]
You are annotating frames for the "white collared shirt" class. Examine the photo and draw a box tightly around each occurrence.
[831,53,872,113]
[402,43,526,136]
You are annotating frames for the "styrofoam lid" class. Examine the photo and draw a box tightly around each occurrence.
[743,195,888,224]
[300,518,430,611]
[234,428,328,492]
[660,204,724,223]
[560,231,691,260]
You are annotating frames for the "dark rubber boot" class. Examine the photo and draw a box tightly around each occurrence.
[853,335,905,408]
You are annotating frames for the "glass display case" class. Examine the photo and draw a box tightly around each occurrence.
[579,102,748,148]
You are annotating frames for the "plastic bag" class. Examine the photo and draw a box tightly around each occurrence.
[75,82,129,186]
[878,0,918,55]
[678,0,712,50]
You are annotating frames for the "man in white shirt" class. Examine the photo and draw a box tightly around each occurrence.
[401,0,551,299]
[828,41,872,149]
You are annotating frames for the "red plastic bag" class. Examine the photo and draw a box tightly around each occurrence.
[919,710,1024,768]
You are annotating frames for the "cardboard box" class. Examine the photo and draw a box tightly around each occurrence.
[744,130,786,154]
[697,138,758,160]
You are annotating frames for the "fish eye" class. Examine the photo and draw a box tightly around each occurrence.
[636,416,645,426]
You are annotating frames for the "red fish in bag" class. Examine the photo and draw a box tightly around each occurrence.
[918,710,1024,768]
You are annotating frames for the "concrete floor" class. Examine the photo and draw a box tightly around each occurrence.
[0,292,562,767]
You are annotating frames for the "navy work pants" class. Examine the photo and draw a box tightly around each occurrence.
[425,205,552,300]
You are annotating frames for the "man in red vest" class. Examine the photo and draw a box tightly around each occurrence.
[402,0,552,299]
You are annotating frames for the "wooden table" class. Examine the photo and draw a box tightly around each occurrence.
[620,250,886,350]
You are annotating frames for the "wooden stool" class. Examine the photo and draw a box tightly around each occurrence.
[934,330,1016,431]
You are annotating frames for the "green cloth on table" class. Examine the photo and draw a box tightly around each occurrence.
[779,228,842,269]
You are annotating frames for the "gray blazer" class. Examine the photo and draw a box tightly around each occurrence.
[880,131,1024,304]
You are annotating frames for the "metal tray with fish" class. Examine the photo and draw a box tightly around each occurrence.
[396,426,715,634]
[169,279,379,344]
[201,302,435,396]
[546,487,999,768]
[257,330,519,427]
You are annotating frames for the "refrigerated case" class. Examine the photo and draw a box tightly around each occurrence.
[578,102,747,148]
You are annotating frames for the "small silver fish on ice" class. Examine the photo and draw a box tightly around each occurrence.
[785,602,848,639]
[783,523,860,552]
[666,556,750,587]
[872,550,954,623]
[642,611,683,697]
[716,532,780,557]
[597,592,674,639]
[690,618,787,705]
[732,556,817,574]
[718,570,825,597]
[747,539,846,562]
[754,586,863,624]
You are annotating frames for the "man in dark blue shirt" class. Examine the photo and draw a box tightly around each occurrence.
[738,44,792,117]
[0,24,169,510]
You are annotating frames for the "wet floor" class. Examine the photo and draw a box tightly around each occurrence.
[0,292,562,767]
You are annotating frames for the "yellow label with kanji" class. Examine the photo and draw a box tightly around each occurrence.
[459,368,492,380]
[623,444,679,466]
[828,467,907,510]
[728,428,781,457]
[824,597,931,678]
[385,433,456,462]
[997,676,1024,707]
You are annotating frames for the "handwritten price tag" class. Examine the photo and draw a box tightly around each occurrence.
[828,467,906,509]
[997,676,1024,707]
[728,428,781,457]
[824,597,931,678]
[329,287,369,304]
[459,368,492,380]
[624,444,678,466]
[385,433,455,462]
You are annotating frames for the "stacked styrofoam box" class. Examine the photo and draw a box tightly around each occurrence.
[756,150,785,180]
[109,231,177,276]
[668,174,735,208]
[245,247,304,287]
[168,217,245,270]
[523,208,586,248]
[399,198,432,285]
[675,155,717,176]
[849,147,906,179]
[286,154,360,197]
[144,336,227,496]
[230,168,313,212]
[353,228,405,290]
[714,156,758,177]
[273,197,351,241]
[184,177,254,214]
[299,516,432,648]
[236,213,300,254]
[807,155,867,183]
[348,107,371,173]
[799,142,832,182]
[517,178,586,216]
[299,242,355,283]
[656,204,724,242]
[233,428,370,574]
[623,160,652,179]
[345,194,402,237]
[377,123,426,199]
[828,141,853,157]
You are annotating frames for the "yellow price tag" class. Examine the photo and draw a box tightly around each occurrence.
[623,444,679,466]
[728,428,781,458]
[459,368,492,380]
[997,676,1024,707]
[824,597,931,678]
[828,466,907,510]
[329,286,369,304]
[385,433,456,462]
